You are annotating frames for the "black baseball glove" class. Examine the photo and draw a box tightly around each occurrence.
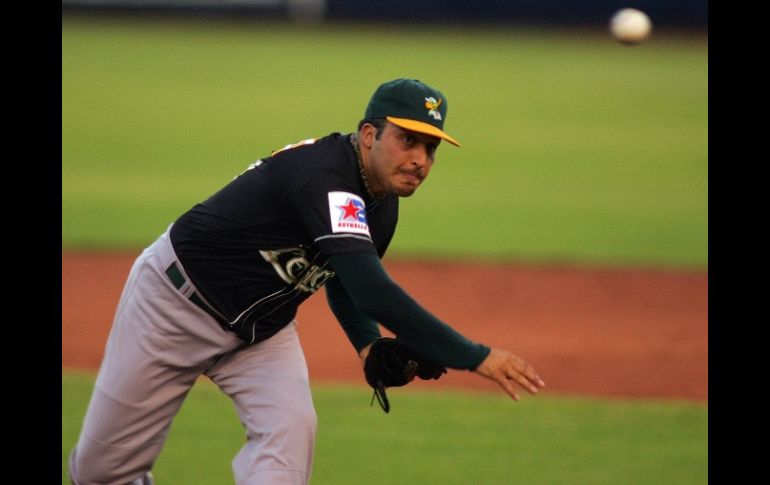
[363,337,447,413]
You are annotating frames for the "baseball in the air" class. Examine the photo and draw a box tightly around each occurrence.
[609,8,652,44]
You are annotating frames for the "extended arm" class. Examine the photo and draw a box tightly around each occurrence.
[326,250,545,400]
[327,251,490,370]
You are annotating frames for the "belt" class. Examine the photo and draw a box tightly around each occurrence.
[165,262,230,328]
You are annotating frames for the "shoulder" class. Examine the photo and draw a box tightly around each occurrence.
[270,132,352,165]
[269,133,361,191]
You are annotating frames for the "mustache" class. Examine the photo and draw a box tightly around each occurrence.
[398,168,424,179]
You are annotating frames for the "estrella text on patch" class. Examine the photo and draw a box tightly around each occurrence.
[328,191,370,236]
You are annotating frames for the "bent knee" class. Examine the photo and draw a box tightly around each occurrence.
[69,441,158,485]
[298,405,318,435]
[274,402,317,439]
[250,398,317,450]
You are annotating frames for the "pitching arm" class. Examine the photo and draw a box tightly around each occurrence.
[327,250,546,400]
[326,251,490,370]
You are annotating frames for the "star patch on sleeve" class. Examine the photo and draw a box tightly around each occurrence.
[328,191,371,236]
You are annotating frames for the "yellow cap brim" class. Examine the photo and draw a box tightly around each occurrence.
[386,116,461,147]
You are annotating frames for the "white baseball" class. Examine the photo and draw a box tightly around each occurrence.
[609,8,652,44]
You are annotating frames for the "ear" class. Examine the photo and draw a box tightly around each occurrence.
[359,123,377,149]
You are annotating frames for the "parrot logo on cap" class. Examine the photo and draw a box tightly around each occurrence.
[425,97,443,120]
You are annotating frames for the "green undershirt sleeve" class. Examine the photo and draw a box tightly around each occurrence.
[325,275,382,353]
[325,251,491,370]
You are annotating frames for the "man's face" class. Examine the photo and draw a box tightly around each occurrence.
[363,121,441,197]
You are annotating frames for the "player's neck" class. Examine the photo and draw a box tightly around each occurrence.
[351,133,381,199]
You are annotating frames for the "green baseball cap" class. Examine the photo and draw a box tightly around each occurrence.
[364,78,461,147]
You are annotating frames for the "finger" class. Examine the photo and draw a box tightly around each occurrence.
[508,370,541,395]
[511,358,546,389]
[495,373,520,401]
[524,368,545,388]
[504,361,543,394]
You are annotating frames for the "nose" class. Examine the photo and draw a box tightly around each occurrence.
[411,146,430,168]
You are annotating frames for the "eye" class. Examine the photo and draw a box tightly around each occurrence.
[402,134,416,146]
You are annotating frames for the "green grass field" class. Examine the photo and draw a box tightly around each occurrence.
[62,15,708,484]
[62,16,707,268]
[63,372,707,485]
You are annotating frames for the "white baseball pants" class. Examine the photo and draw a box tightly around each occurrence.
[69,228,317,484]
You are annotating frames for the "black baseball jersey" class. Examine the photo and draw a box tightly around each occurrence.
[170,133,399,344]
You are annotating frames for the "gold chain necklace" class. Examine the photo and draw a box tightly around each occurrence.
[350,133,378,199]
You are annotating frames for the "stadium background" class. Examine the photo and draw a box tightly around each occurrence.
[62,2,708,483]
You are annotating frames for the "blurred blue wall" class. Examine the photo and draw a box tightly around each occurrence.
[62,0,708,28]
[327,1,707,27]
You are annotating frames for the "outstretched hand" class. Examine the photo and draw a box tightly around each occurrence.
[473,348,545,401]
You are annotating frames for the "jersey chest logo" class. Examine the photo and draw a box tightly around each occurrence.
[328,191,371,237]
[260,247,335,293]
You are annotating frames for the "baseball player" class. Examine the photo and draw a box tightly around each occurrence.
[68,78,545,485]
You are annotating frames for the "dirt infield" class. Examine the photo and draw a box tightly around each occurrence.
[62,252,707,402]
